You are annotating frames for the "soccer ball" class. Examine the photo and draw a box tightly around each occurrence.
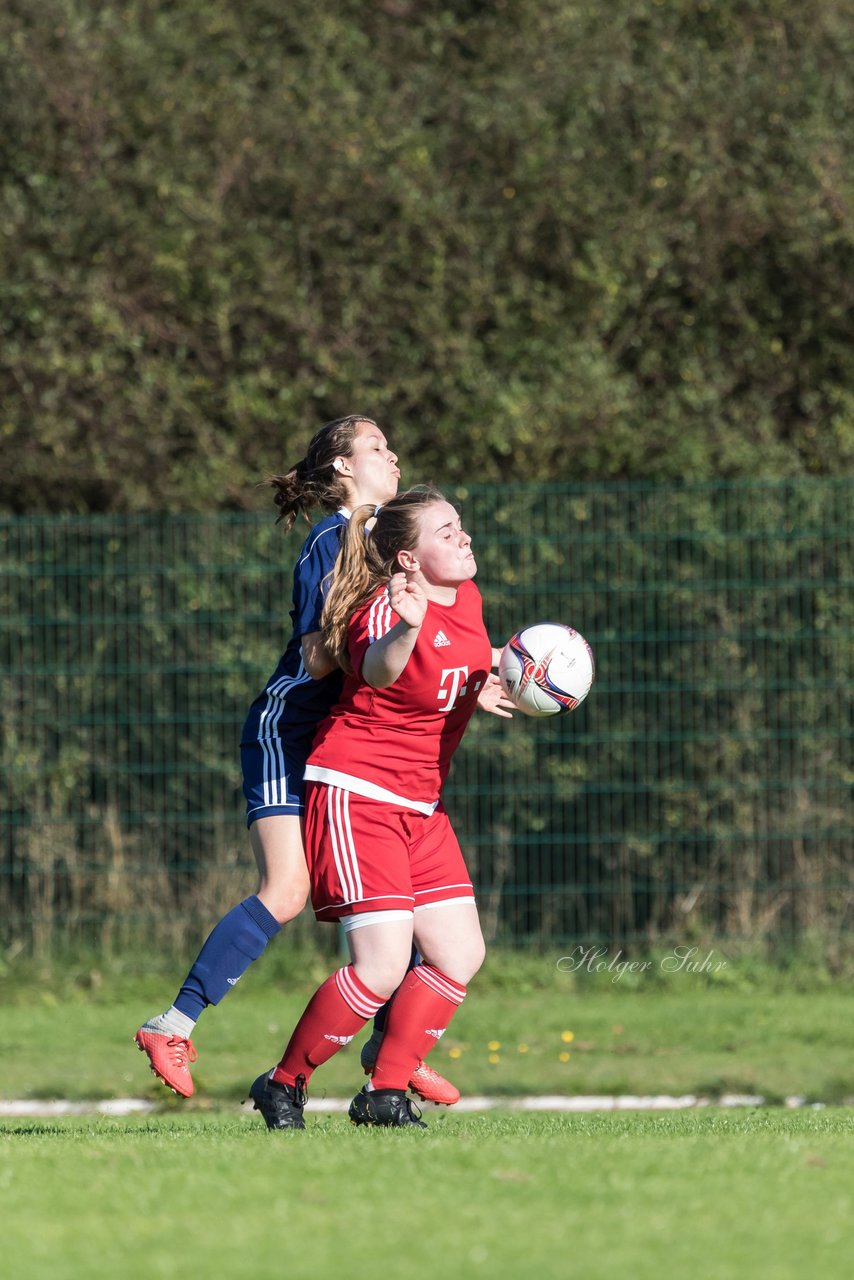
[498,622,595,717]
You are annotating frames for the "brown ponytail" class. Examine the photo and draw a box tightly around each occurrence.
[267,415,377,531]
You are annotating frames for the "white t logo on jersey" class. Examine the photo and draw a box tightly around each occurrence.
[438,666,469,712]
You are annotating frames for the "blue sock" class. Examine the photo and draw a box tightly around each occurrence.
[372,944,420,1034]
[174,896,281,1022]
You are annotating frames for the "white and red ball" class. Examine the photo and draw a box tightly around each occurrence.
[498,622,595,717]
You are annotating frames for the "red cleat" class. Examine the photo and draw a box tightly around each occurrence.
[407,1060,461,1107]
[134,1027,198,1098]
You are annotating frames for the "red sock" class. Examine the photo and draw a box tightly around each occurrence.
[371,965,466,1091]
[272,965,385,1087]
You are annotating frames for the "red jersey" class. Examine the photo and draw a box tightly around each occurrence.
[305,578,491,812]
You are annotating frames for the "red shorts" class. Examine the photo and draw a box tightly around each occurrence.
[304,782,474,922]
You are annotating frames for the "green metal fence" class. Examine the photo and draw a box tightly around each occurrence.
[2,478,852,954]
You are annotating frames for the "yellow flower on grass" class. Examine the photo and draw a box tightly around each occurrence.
[561,1030,574,1043]
[488,1040,501,1052]
[517,1043,529,1054]
[489,1053,501,1065]
[559,1051,571,1063]
[448,1047,462,1060]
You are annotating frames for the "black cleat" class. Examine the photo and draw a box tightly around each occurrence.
[248,1070,307,1130]
[348,1086,427,1129]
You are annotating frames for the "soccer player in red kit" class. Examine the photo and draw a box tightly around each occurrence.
[248,486,512,1128]
[135,418,459,1107]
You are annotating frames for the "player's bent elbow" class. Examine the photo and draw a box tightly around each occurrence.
[301,633,337,680]
[361,655,398,690]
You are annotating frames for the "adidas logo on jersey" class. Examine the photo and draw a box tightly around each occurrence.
[433,630,451,648]
[323,1033,354,1046]
[424,1028,446,1040]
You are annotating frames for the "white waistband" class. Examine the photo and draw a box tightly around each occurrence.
[304,765,438,816]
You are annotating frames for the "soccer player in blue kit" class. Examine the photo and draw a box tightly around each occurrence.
[135,416,462,1105]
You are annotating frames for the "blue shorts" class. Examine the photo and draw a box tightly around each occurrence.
[241,739,308,826]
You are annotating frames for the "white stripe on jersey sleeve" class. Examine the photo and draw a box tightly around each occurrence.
[367,593,394,644]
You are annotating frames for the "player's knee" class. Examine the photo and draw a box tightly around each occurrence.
[259,883,309,925]
[455,933,486,985]
[455,926,488,985]
[353,956,410,1002]
[468,933,487,981]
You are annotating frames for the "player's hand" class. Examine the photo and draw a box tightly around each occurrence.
[476,672,514,718]
[387,571,427,629]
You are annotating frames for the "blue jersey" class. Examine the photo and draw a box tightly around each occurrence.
[241,511,347,755]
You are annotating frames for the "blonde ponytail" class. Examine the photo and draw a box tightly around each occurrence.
[321,507,377,670]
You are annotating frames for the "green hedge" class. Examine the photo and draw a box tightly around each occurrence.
[1,0,852,513]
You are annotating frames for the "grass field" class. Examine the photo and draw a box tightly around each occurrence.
[3,947,853,1278]
[3,1110,853,1280]
[2,946,854,1104]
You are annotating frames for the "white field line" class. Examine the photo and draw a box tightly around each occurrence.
[0,1093,825,1118]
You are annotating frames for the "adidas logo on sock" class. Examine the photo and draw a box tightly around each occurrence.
[425,1028,446,1040]
[433,630,451,648]
[323,1034,354,1046]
